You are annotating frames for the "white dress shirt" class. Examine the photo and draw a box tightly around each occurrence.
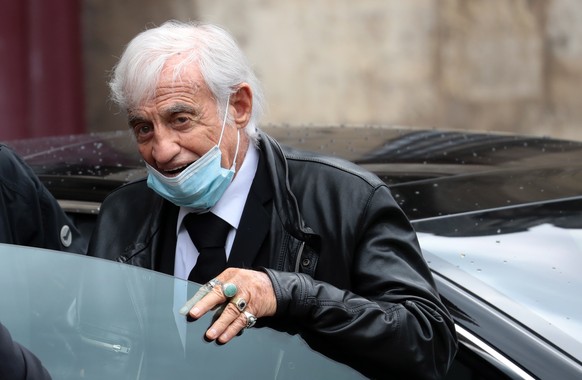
[173,143,259,280]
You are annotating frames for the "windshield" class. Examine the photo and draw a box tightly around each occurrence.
[0,244,364,379]
[414,198,582,363]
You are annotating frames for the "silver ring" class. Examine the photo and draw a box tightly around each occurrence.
[243,311,257,329]
[207,278,222,289]
[179,279,222,316]
[231,297,247,312]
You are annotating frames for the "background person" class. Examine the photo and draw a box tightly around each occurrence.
[0,145,86,380]
[88,20,457,379]
[0,144,86,253]
[0,321,52,380]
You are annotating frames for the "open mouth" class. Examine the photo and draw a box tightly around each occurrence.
[163,162,194,176]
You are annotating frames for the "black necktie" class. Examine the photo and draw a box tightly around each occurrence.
[183,212,231,284]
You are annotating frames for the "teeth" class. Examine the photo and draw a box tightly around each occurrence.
[164,162,192,175]
[165,167,185,174]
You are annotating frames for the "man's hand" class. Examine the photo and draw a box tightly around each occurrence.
[183,268,277,344]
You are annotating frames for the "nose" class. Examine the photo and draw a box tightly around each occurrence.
[150,127,180,166]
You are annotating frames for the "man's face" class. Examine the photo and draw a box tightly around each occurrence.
[127,60,245,177]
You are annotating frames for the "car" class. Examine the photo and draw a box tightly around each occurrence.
[2,125,582,379]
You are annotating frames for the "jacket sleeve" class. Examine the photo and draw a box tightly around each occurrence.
[263,184,457,380]
[0,322,52,380]
[0,144,87,254]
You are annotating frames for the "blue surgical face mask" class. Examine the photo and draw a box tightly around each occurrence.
[146,98,240,212]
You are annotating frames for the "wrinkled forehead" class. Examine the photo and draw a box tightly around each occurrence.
[128,56,210,110]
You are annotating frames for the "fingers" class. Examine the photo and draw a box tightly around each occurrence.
[205,301,249,343]
[178,278,220,315]
[187,283,252,343]
[181,268,277,344]
[186,279,239,319]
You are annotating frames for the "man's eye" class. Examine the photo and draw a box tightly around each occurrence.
[174,116,190,125]
[133,124,153,137]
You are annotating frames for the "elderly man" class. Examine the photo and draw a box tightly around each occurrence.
[88,20,457,379]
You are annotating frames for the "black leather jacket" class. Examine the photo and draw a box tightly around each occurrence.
[0,144,86,254]
[88,132,457,379]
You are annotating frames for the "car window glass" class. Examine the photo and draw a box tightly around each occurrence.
[0,244,365,379]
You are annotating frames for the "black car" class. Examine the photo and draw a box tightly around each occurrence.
[3,125,582,379]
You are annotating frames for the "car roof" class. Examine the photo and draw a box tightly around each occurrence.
[7,125,582,218]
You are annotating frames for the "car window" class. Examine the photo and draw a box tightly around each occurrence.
[0,244,365,379]
[445,348,512,380]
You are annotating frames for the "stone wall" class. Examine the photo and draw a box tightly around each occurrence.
[83,0,582,141]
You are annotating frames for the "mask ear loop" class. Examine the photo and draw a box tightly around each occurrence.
[231,129,240,170]
[217,94,240,170]
[217,94,231,147]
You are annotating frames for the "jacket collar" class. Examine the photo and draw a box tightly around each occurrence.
[257,131,321,251]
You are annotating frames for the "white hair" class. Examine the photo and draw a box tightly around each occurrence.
[109,20,265,141]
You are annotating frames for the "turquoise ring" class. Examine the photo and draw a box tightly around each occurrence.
[222,283,237,298]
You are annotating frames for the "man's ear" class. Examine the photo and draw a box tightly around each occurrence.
[230,84,252,129]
